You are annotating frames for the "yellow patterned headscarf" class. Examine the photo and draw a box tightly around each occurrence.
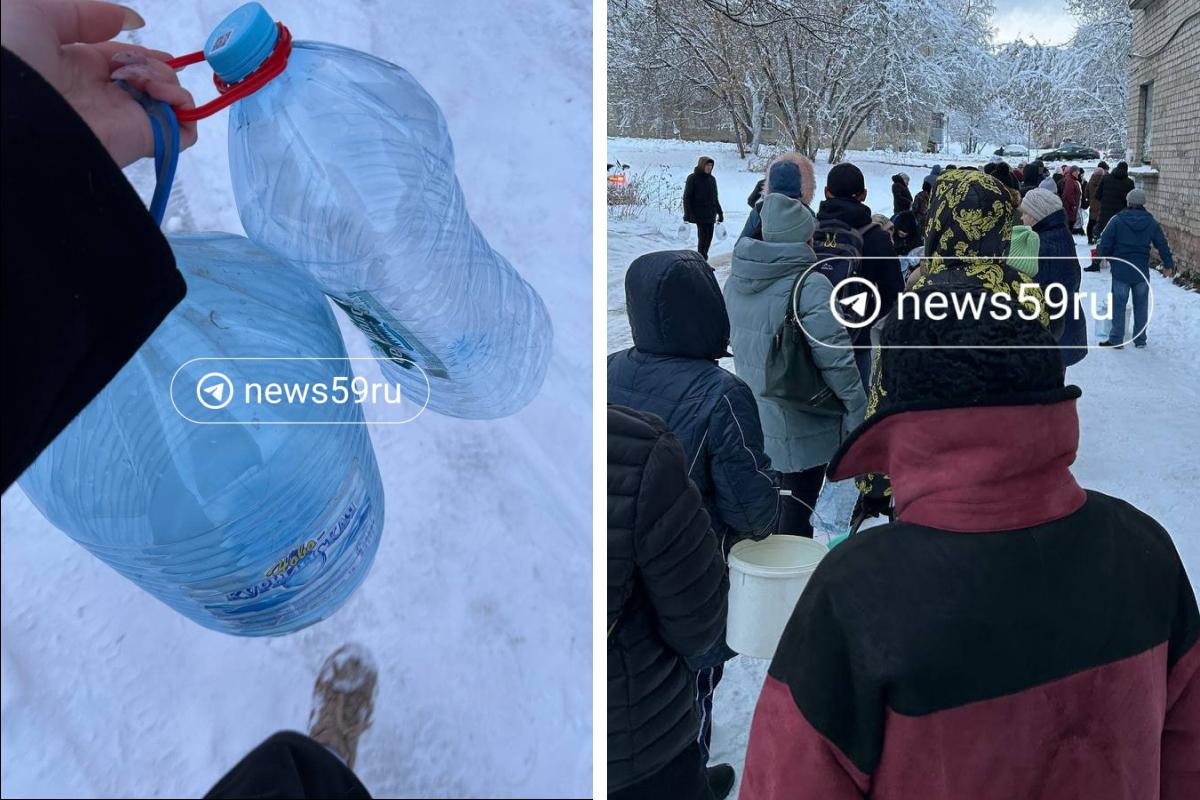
[914,169,1047,325]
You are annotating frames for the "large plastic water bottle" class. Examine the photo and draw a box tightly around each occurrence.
[19,233,385,636]
[213,3,552,418]
[809,478,859,544]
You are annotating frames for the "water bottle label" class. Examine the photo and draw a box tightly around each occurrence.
[223,490,374,604]
[332,291,450,379]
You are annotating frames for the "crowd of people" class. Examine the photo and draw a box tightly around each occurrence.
[609,152,1192,798]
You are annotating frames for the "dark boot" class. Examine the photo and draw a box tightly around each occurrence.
[707,764,735,800]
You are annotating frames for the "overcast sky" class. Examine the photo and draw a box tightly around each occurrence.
[992,0,1077,46]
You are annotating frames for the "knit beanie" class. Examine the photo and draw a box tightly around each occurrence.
[760,193,816,243]
[827,162,867,198]
[767,159,803,200]
[1020,188,1063,224]
[1038,175,1057,192]
[1008,225,1041,278]
[1127,188,1147,207]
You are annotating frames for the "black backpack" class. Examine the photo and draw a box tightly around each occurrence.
[810,219,877,326]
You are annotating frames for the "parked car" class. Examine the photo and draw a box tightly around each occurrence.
[1105,147,1125,160]
[1040,143,1101,161]
[993,144,1029,157]
[607,157,630,186]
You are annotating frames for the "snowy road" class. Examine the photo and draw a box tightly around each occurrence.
[0,3,591,798]
[607,137,1200,797]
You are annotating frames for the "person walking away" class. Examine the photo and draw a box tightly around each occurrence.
[816,162,904,385]
[740,300,1200,800]
[891,173,912,215]
[1097,188,1175,350]
[683,157,724,261]
[609,250,779,786]
[725,190,867,537]
[1086,162,1109,243]
[608,405,730,800]
[1095,161,1135,235]
[740,154,816,240]
[1061,166,1083,234]
[1019,189,1087,369]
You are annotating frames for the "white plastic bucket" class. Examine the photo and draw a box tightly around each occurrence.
[727,536,829,659]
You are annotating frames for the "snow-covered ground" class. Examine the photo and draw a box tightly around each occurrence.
[608,136,1200,798]
[0,3,591,798]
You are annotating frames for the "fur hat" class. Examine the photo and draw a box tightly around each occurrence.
[827,288,1081,480]
[763,153,816,206]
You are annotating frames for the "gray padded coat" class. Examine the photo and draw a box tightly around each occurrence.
[725,237,867,472]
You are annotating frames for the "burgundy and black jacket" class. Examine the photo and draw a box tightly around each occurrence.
[743,401,1200,799]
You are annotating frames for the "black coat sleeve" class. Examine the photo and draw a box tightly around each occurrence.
[683,174,695,221]
[1,48,186,491]
[634,419,728,658]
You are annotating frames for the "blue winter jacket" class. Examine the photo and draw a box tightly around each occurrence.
[1031,209,1087,368]
[608,250,779,550]
[1097,207,1175,285]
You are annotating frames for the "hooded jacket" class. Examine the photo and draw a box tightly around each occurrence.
[741,153,818,239]
[607,404,728,792]
[1096,163,1136,231]
[1031,209,1088,367]
[1097,207,1175,284]
[608,250,779,547]
[891,174,913,214]
[683,157,723,224]
[725,195,868,472]
[741,309,1199,799]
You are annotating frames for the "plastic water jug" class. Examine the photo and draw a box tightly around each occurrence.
[214,2,552,418]
[19,233,385,636]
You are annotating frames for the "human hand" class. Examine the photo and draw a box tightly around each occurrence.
[1,0,197,167]
[718,214,724,223]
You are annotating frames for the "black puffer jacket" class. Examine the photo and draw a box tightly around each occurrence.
[609,250,778,549]
[1095,162,1136,232]
[608,404,728,792]
[891,174,912,213]
[683,158,723,224]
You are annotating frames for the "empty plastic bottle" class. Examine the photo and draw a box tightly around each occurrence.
[19,233,384,636]
[213,2,552,418]
[809,478,859,542]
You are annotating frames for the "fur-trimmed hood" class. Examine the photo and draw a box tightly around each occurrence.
[762,153,816,206]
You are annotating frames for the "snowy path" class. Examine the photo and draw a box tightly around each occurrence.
[607,137,1200,797]
[0,4,591,798]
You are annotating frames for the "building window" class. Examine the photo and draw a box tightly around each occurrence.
[1139,81,1154,163]
[761,114,775,131]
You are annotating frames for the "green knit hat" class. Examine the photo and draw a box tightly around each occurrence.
[1008,225,1040,278]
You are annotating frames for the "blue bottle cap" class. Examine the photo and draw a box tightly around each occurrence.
[204,2,279,84]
